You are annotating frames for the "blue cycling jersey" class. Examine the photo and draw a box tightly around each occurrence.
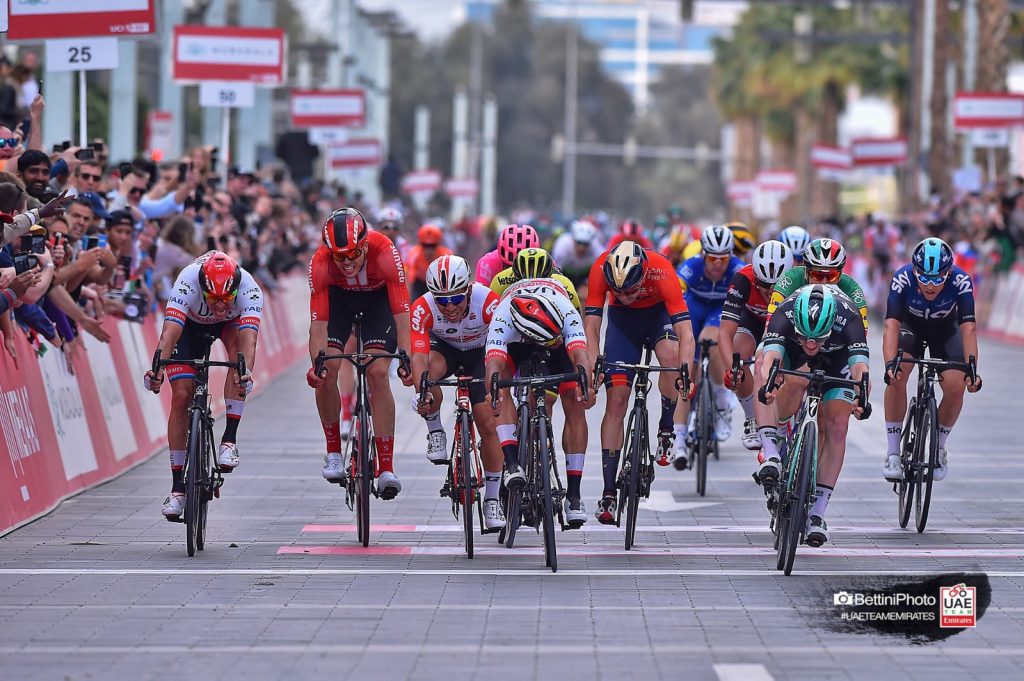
[677,254,744,305]
[885,264,976,326]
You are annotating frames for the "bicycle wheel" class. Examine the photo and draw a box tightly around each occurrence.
[196,419,213,552]
[184,407,204,557]
[459,411,475,559]
[355,394,372,548]
[896,397,918,528]
[624,407,646,551]
[538,414,557,573]
[781,422,815,576]
[774,433,797,569]
[503,405,530,549]
[695,381,711,497]
[915,397,939,533]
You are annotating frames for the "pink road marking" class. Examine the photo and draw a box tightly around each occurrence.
[302,524,421,533]
[277,546,412,555]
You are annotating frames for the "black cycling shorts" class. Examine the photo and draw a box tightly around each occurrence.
[603,303,677,387]
[899,322,964,368]
[429,339,487,405]
[734,306,767,345]
[506,342,578,393]
[167,318,233,382]
[327,287,397,352]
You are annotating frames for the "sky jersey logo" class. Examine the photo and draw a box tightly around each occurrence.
[940,584,976,628]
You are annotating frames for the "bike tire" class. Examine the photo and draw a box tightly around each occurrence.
[896,397,917,529]
[196,422,212,552]
[538,415,557,573]
[915,397,939,533]
[774,432,796,570]
[184,407,204,558]
[624,408,645,551]
[356,396,372,548]
[695,381,711,497]
[459,411,475,559]
[504,404,531,549]
[782,422,815,576]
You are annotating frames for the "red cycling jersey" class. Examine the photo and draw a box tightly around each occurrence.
[308,230,410,320]
[585,249,689,322]
[721,264,770,324]
[606,233,655,252]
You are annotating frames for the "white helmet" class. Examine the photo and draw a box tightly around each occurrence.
[700,225,734,256]
[425,255,472,295]
[751,241,793,285]
[779,225,810,259]
[570,220,598,244]
[377,206,403,224]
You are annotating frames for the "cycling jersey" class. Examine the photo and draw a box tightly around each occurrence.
[491,267,582,311]
[607,233,654,252]
[475,249,504,286]
[585,249,689,325]
[769,267,868,330]
[410,283,500,354]
[762,287,869,402]
[308,230,410,321]
[485,278,586,363]
[166,252,263,331]
[885,264,976,327]
[865,224,902,261]
[551,232,603,283]
[722,265,770,325]
[406,244,454,283]
[677,254,744,304]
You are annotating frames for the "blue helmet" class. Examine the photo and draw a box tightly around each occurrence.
[911,238,953,276]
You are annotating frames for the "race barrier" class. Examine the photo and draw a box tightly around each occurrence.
[0,275,310,535]
[981,263,1024,344]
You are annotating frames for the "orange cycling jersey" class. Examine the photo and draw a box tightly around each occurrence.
[406,244,453,282]
[606,233,654,252]
[585,249,689,323]
[308,230,410,320]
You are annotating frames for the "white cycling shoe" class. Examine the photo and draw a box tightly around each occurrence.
[932,448,948,482]
[378,471,402,499]
[426,430,448,465]
[322,453,346,483]
[161,492,185,520]
[714,407,733,442]
[483,499,506,529]
[741,418,760,450]
[882,453,903,482]
[564,498,587,528]
[218,443,240,471]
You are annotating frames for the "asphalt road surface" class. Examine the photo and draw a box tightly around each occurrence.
[2,332,1022,680]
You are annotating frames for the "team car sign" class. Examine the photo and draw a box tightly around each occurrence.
[5,0,156,40]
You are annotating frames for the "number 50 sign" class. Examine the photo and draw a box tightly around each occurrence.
[45,38,120,72]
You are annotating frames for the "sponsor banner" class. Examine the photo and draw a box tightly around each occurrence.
[445,177,479,197]
[118,321,166,443]
[811,144,852,169]
[755,169,797,193]
[328,138,381,168]
[83,333,137,461]
[953,92,1024,130]
[969,128,1010,148]
[851,137,908,166]
[37,343,98,481]
[146,110,174,158]
[402,170,442,194]
[6,0,155,40]
[290,89,365,128]
[173,25,286,85]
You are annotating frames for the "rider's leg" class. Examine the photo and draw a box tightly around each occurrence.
[339,336,357,424]
[702,326,728,409]
[472,402,503,500]
[653,338,680,431]
[559,386,588,501]
[168,377,196,494]
[216,329,247,469]
[813,395,856,524]
[421,351,449,461]
[366,353,396,472]
[752,352,781,461]
[315,357,344,458]
[883,354,912,451]
[936,369,967,447]
[734,332,757,419]
[601,384,630,494]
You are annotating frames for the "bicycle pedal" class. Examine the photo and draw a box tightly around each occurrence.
[379,488,399,501]
[217,465,234,473]
[164,515,184,524]
[566,519,585,530]
[429,458,450,466]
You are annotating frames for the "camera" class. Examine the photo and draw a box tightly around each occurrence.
[20,234,46,255]
[13,253,39,275]
[122,292,147,324]
[833,592,853,606]
[75,148,95,162]
[82,234,107,250]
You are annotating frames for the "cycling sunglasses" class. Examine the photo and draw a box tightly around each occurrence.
[914,270,948,286]
[794,329,830,346]
[807,268,841,284]
[203,291,237,304]
[332,247,366,262]
[704,254,731,265]
[1,138,20,148]
[435,292,467,307]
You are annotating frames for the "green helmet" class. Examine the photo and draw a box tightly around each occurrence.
[793,284,837,340]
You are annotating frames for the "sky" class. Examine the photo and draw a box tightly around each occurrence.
[297,0,464,42]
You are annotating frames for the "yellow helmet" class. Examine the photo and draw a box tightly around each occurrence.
[512,247,554,280]
[725,221,756,256]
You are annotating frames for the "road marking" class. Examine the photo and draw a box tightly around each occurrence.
[641,491,721,512]
[715,664,774,681]
[2,643,1024,656]
[3,568,1024,577]
[278,545,1024,558]
[301,523,1024,535]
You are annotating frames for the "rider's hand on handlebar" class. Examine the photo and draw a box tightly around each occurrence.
[723,369,742,391]
[491,389,505,416]
[759,383,779,405]
[234,370,254,395]
[413,391,434,415]
[967,372,983,393]
[144,369,164,394]
[884,358,902,385]
[577,381,596,408]
[306,366,325,389]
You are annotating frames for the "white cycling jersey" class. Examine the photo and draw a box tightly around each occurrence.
[410,282,500,353]
[165,252,264,330]
[485,278,587,362]
[551,232,604,275]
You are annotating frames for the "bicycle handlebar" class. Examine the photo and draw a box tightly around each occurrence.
[152,349,246,377]
[490,365,589,411]
[884,349,978,389]
[418,370,485,407]
[314,348,411,379]
[730,352,755,388]
[757,357,871,417]
[592,353,692,396]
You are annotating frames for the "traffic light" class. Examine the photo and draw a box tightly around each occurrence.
[680,0,694,23]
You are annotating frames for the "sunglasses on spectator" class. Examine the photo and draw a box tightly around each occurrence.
[422,242,439,248]
[79,172,101,182]
[914,270,948,286]
[333,247,366,262]
[128,187,145,196]
[435,292,467,307]
[1,138,19,148]
[704,254,730,265]
[807,268,841,284]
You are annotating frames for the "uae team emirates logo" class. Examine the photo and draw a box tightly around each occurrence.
[940,583,976,628]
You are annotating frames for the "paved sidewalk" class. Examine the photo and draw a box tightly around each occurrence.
[2,334,1023,680]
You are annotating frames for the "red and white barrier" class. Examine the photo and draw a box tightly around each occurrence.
[0,275,309,535]
[982,263,1024,344]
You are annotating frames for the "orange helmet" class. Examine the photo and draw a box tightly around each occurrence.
[418,224,443,246]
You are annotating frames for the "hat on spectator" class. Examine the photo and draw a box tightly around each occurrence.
[229,166,255,181]
[49,158,69,179]
[17,149,50,173]
[107,210,134,228]
[78,191,111,220]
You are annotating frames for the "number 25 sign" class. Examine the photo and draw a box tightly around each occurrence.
[45,38,120,73]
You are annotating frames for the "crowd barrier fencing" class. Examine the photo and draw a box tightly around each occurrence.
[0,275,310,536]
